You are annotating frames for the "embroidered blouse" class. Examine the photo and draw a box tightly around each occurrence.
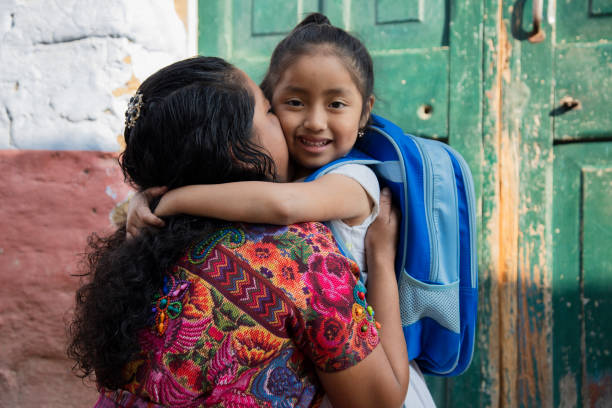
[95,222,379,408]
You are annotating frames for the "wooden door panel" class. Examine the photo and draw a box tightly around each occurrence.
[327,0,450,138]
[556,0,612,43]
[582,168,612,396]
[553,44,612,141]
[230,0,320,81]
[349,0,449,49]
[553,143,612,408]
[374,51,449,138]
[592,0,612,15]
[233,0,319,56]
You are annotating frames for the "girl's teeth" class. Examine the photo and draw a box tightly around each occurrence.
[300,138,328,147]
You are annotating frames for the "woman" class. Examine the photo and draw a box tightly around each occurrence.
[68,56,408,408]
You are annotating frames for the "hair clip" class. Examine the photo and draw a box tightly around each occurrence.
[125,92,144,129]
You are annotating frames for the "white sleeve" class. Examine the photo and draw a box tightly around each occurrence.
[327,163,380,220]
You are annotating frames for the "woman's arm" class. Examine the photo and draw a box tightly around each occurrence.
[316,188,409,408]
[154,174,373,226]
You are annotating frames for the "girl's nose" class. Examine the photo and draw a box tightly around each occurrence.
[303,106,327,132]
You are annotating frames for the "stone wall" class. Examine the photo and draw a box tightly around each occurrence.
[0,1,192,405]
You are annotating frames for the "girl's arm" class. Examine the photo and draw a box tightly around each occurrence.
[316,188,410,408]
[154,173,373,226]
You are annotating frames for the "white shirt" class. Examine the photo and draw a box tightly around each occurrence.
[327,163,380,281]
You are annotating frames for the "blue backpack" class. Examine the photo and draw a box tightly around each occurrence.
[305,114,478,376]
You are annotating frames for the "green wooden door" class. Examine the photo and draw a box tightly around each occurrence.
[553,144,612,407]
[199,0,460,139]
[477,1,612,405]
[552,2,612,407]
[198,1,484,406]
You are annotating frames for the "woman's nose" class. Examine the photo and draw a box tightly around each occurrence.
[303,106,327,132]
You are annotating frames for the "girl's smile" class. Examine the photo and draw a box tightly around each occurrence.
[271,52,373,178]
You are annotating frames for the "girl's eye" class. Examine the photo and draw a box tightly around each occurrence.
[286,99,303,107]
[329,101,346,109]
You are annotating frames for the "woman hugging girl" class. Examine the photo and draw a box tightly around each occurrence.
[129,12,435,408]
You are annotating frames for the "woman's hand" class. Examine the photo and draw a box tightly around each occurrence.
[365,187,400,274]
[126,186,167,239]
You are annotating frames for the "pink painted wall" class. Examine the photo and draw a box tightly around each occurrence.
[0,150,132,406]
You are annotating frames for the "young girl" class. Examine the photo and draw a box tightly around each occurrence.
[129,13,435,407]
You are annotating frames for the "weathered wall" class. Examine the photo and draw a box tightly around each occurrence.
[0,151,132,406]
[0,0,188,151]
[0,1,191,406]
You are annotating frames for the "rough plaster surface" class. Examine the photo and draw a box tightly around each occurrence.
[0,1,189,406]
[0,0,188,151]
[0,150,132,406]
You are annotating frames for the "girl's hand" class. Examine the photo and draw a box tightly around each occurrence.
[126,186,167,239]
[365,187,399,272]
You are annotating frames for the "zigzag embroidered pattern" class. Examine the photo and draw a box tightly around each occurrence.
[180,246,294,338]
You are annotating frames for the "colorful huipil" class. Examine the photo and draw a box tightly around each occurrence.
[96,222,379,408]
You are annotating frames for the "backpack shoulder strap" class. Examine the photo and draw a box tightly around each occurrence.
[304,149,381,182]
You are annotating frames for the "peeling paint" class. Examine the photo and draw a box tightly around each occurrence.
[117,133,126,151]
[105,185,118,200]
[495,10,521,407]
[559,373,578,408]
[112,73,141,97]
[174,0,189,33]
[588,374,612,407]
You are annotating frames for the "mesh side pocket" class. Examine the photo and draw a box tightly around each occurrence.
[398,271,460,334]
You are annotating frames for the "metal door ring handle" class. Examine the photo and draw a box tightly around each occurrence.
[528,0,546,43]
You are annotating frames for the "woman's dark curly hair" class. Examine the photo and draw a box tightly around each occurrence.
[67,56,277,390]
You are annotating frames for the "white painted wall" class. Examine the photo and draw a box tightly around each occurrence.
[0,0,191,151]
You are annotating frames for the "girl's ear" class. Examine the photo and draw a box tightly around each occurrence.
[359,95,375,128]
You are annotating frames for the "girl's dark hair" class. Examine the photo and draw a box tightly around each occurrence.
[260,12,374,118]
[67,56,275,390]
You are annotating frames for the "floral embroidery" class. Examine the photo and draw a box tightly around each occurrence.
[352,303,366,323]
[356,320,379,348]
[353,280,367,308]
[310,315,347,358]
[251,349,304,406]
[305,253,355,324]
[152,275,189,336]
[107,223,377,408]
[232,327,283,366]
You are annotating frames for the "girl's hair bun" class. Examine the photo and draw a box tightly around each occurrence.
[296,12,331,28]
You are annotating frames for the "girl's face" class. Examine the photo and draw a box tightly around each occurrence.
[241,71,290,182]
[271,52,374,177]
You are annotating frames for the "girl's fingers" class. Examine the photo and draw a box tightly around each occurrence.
[126,228,136,240]
[144,212,165,228]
